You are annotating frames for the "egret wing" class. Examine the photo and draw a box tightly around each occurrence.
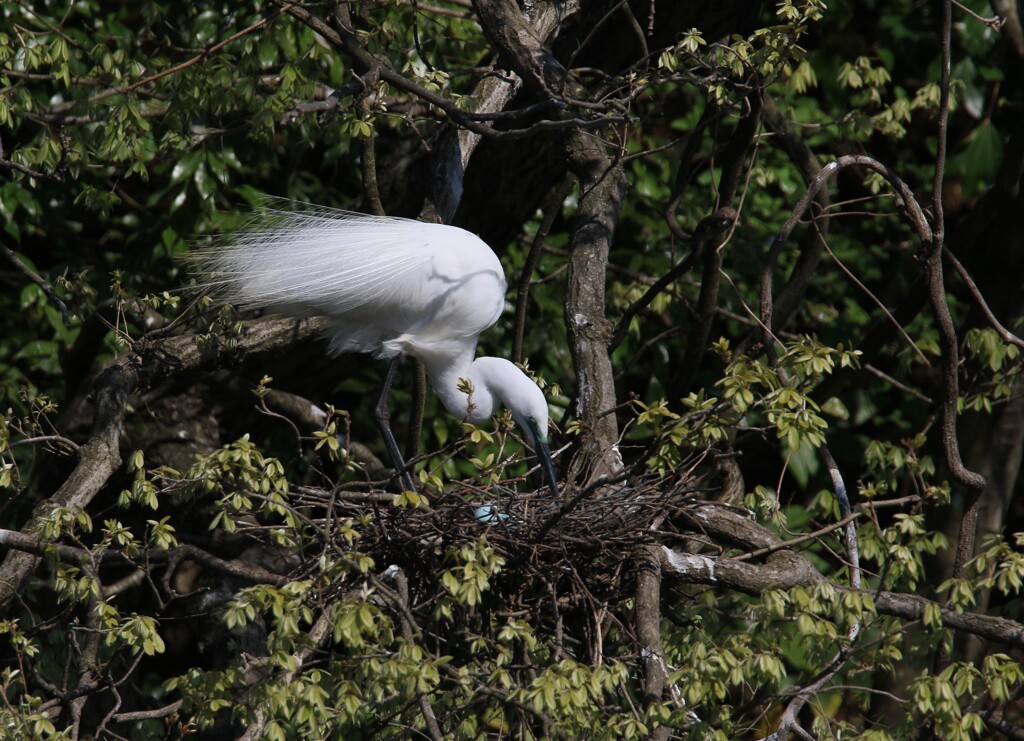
[193,208,506,342]
[196,210,434,315]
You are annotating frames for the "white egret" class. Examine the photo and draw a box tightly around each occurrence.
[195,207,558,496]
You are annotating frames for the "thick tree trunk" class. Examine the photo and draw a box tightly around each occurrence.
[564,130,627,485]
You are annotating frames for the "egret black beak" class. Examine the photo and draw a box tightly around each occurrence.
[536,438,559,498]
[526,418,558,498]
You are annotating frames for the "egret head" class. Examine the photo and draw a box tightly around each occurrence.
[461,357,560,497]
[504,376,559,500]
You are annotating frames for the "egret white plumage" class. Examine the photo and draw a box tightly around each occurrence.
[195,207,558,497]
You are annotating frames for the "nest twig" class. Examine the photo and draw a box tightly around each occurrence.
[308,469,702,592]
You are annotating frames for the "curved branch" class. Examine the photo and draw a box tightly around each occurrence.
[0,530,291,587]
[925,1,987,592]
[943,247,1024,348]
[610,209,736,354]
[1,242,72,326]
[757,149,985,595]
[759,154,931,357]
[657,541,1024,647]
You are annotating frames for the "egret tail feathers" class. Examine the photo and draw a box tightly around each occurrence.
[190,209,433,316]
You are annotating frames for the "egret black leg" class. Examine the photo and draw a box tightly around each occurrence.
[375,355,417,493]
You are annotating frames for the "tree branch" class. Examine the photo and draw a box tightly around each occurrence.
[514,174,575,363]
[943,247,1024,348]
[636,544,673,741]
[1,242,72,326]
[658,505,1024,647]
[276,0,618,144]
[0,316,323,605]
[111,700,184,724]
[925,1,987,597]
[759,154,931,360]
[0,529,291,587]
[671,208,738,396]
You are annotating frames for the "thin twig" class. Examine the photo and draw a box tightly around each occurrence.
[0,530,290,586]
[101,12,281,101]
[735,510,860,562]
[951,0,1006,28]
[862,364,933,403]
[820,235,933,369]
[1,243,72,326]
[276,0,626,141]
[943,246,1024,348]
[514,174,574,363]
[111,700,184,724]
[7,435,80,452]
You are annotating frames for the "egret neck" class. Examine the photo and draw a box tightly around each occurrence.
[424,353,559,497]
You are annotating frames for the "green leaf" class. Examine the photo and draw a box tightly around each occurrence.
[958,120,1003,197]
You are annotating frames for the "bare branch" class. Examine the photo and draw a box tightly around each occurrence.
[636,544,675,741]
[657,538,1024,647]
[951,0,1006,31]
[514,174,575,363]
[0,529,291,587]
[1,242,72,325]
[925,1,987,600]
[111,700,184,724]
[759,154,932,361]
[943,246,1024,348]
